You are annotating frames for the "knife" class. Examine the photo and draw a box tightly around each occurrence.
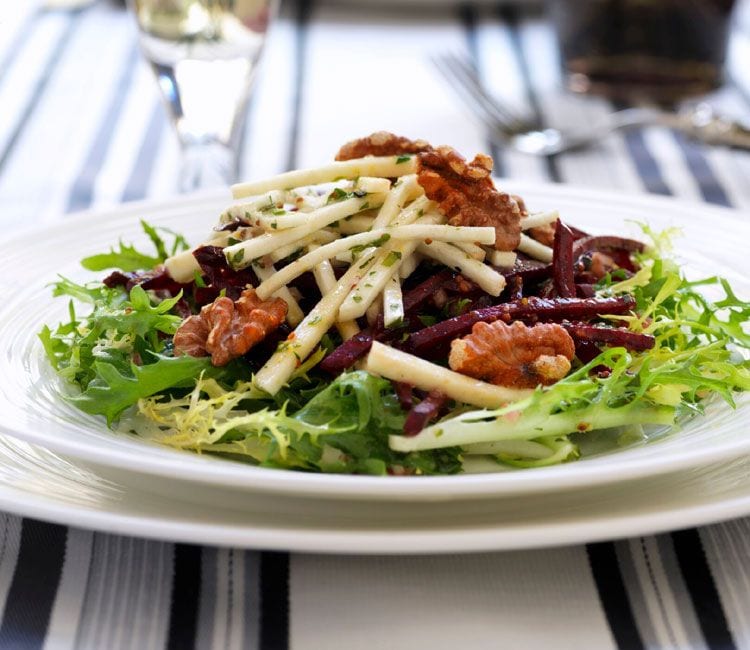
[662,103,750,150]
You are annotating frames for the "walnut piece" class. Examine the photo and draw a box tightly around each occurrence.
[335,131,432,161]
[417,146,522,251]
[448,320,575,388]
[512,194,529,216]
[587,251,616,280]
[512,193,557,247]
[528,224,556,248]
[173,288,287,366]
[336,133,522,251]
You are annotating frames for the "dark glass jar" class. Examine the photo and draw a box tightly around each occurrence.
[549,0,737,103]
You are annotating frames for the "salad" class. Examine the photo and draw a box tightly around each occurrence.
[40,132,750,475]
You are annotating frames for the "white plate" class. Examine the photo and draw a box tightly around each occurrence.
[2,431,750,553]
[0,183,748,502]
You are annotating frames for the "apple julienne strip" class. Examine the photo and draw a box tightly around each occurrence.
[231,156,417,199]
[254,248,381,395]
[223,193,386,269]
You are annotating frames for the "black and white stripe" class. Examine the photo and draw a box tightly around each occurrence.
[0,2,747,648]
[260,552,289,650]
[66,42,140,213]
[0,8,82,178]
[672,530,736,650]
[167,544,202,650]
[0,521,66,649]
[459,3,505,175]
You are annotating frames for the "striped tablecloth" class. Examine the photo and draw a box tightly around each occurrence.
[1,1,750,648]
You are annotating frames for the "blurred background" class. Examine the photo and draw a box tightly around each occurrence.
[0,0,748,224]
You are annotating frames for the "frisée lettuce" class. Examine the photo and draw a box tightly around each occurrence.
[39,217,750,475]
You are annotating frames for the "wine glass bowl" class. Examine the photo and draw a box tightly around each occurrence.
[128,0,275,191]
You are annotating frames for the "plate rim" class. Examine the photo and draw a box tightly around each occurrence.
[1,181,749,502]
[0,439,749,554]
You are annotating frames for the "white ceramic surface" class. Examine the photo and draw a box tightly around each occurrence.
[0,183,748,502]
[0,432,749,553]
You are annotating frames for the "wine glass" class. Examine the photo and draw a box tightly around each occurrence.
[127,0,276,192]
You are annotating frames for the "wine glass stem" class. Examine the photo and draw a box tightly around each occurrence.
[178,141,237,193]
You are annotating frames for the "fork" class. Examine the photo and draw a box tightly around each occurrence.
[434,53,750,155]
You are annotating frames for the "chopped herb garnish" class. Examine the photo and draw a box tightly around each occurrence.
[326,188,350,204]
[395,155,411,164]
[193,271,206,288]
[418,314,437,327]
[449,298,472,316]
[382,251,403,267]
[276,340,290,353]
[352,295,363,303]
[387,317,404,329]
[230,249,245,266]
[350,233,391,257]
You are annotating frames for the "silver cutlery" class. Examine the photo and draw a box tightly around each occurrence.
[434,53,750,155]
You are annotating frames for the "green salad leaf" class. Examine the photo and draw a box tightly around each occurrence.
[40,221,749,474]
[80,220,188,272]
[71,354,213,426]
[124,371,462,475]
[39,278,211,423]
[390,229,750,458]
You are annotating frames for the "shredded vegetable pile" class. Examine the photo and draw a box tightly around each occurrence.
[40,135,750,475]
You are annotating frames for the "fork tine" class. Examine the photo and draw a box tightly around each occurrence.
[431,55,513,136]
[442,55,529,131]
[433,53,530,135]
[433,59,514,136]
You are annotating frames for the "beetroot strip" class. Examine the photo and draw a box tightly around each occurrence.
[408,295,636,357]
[402,269,454,313]
[573,339,602,364]
[504,263,552,285]
[552,222,576,298]
[563,322,655,351]
[103,268,185,296]
[319,332,373,374]
[572,235,645,260]
[403,390,449,436]
[393,382,415,410]
[569,225,590,240]
[576,283,596,298]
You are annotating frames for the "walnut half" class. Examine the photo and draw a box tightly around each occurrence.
[449,320,575,388]
[417,146,522,252]
[173,288,287,366]
[335,131,432,161]
[335,132,523,252]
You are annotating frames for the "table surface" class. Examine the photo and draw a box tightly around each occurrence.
[1,0,750,648]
